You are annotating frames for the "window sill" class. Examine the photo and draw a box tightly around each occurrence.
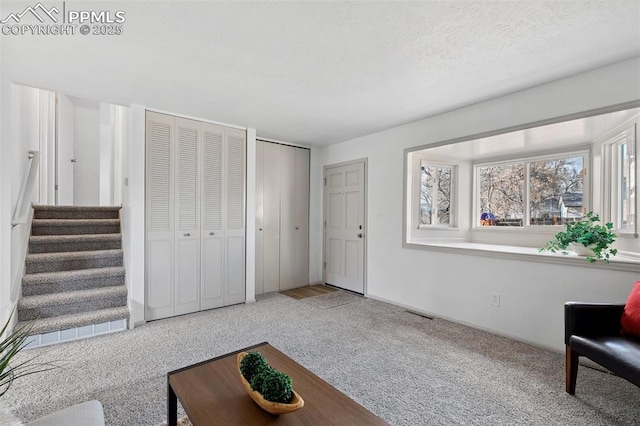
[403,240,640,272]
[418,226,460,231]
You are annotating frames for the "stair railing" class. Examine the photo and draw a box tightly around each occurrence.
[11,150,40,228]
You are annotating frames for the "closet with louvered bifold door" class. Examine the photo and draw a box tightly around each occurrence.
[145,111,246,321]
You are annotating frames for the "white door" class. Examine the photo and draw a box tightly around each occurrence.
[56,94,75,205]
[293,148,310,288]
[224,128,246,305]
[278,144,297,290]
[201,123,225,310]
[145,112,175,321]
[174,118,201,316]
[324,161,366,294]
[261,142,282,293]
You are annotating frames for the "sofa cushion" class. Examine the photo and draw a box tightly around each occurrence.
[25,400,104,426]
[621,281,640,337]
[569,335,640,387]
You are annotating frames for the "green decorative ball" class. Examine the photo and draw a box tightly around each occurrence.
[250,367,293,404]
[239,352,268,383]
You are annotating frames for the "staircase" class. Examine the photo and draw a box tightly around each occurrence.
[17,205,129,346]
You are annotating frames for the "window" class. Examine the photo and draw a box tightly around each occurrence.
[603,125,637,234]
[478,163,524,226]
[475,151,587,228]
[420,162,454,226]
[404,107,640,261]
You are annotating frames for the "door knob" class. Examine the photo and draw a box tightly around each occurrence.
[357,233,363,238]
[184,233,190,237]
[209,232,215,236]
[295,226,299,230]
[258,228,263,231]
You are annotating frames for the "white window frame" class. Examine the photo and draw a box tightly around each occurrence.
[472,146,591,233]
[418,161,456,228]
[409,153,460,231]
[601,123,638,237]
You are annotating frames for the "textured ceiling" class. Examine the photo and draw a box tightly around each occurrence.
[2,1,639,146]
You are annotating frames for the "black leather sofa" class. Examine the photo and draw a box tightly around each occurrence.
[565,302,640,394]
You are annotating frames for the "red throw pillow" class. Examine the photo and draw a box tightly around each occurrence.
[621,281,640,337]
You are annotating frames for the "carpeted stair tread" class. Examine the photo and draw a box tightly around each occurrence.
[33,205,121,220]
[27,249,123,261]
[23,266,125,285]
[18,285,127,310]
[29,233,122,242]
[25,249,123,273]
[29,233,122,253]
[22,266,125,296]
[32,219,120,226]
[33,205,121,212]
[31,219,120,236]
[23,265,125,283]
[15,306,129,336]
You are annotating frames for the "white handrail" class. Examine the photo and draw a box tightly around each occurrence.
[11,150,40,228]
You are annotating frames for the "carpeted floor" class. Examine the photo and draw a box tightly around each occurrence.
[1,292,639,425]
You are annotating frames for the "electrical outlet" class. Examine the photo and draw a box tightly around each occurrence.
[491,293,501,307]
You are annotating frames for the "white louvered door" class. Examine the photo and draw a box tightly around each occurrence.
[174,118,201,316]
[201,123,225,310]
[145,112,246,320]
[145,112,175,320]
[224,128,246,305]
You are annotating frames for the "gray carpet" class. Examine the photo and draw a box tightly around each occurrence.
[1,292,639,425]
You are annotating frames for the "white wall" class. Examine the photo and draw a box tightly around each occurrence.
[99,104,114,206]
[123,105,146,327]
[314,58,640,352]
[4,85,41,327]
[73,103,100,205]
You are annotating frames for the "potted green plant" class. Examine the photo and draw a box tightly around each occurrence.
[539,212,617,263]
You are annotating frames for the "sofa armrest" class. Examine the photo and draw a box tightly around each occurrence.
[565,302,625,345]
[25,400,104,426]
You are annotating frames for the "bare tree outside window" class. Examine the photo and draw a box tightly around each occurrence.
[529,156,584,225]
[420,166,434,225]
[478,154,585,227]
[479,163,524,226]
[438,168,451,224]
[421,163,453,226]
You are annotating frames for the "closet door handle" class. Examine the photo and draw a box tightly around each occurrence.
[258,228,263,231]
[295,226,299,230]
[184,233,190,237]
[209,232,215,236]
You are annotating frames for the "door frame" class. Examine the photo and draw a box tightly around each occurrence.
[322,157,368,296]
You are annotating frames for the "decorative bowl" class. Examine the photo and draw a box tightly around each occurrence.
[236,352,304,415]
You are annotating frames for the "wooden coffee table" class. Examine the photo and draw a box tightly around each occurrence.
[167,342,386,425]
